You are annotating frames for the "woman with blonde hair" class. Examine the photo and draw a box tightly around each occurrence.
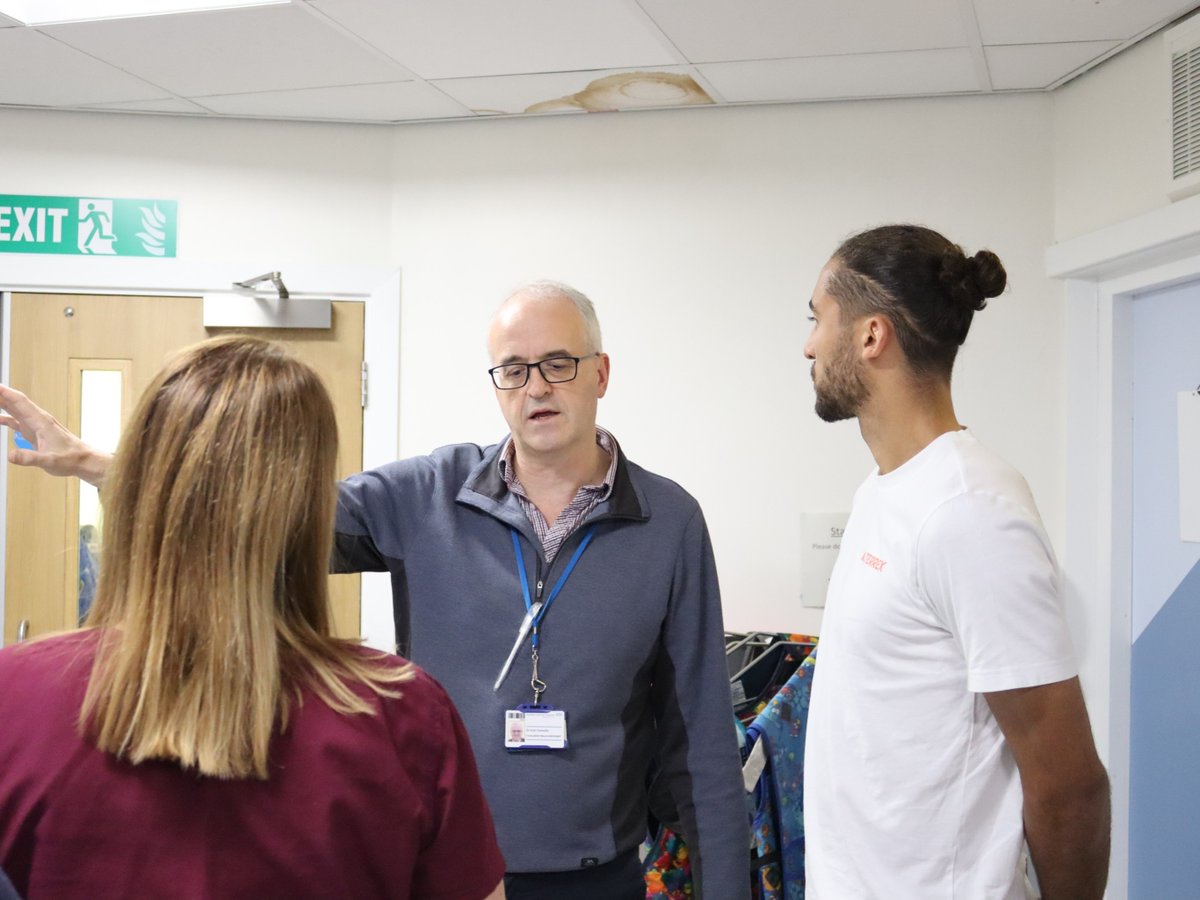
[0,336,505,899]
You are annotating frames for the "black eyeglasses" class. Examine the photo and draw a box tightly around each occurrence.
[488,353,599,390]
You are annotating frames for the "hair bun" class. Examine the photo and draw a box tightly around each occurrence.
[939,247,1006,312]
[969,250,1007,302]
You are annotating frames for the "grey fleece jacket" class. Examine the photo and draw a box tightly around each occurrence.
[333,439,749,898]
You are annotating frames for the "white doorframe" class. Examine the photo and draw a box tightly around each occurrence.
[0,256,401,649]
[1047,191,1200,900]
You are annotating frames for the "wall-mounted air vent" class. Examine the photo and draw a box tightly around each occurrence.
[1172,46,1200,178]
[1167,14,1200,200]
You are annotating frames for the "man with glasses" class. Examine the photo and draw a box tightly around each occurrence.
[2,280,749,900]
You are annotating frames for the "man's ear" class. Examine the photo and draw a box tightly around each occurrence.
[859,315,893,361]
[595,352,611,398]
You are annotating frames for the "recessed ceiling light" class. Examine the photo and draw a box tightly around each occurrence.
[0,0,289,26]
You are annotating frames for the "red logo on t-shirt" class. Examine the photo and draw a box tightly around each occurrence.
[860,551,887,572]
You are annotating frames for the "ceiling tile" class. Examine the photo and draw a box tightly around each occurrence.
[975,0,1198,45]
[636,0,968,63]
[40,4,412,98]
[0,28,169,105]
[193,80,472,122]
[985,40,1121,91]
[434,66,712,115]
[308,0,678,80]
[698,49,979,103]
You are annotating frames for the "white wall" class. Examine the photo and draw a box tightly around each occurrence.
[1053,34,1174,242]
[0,108,394,265]
[388,94,1062,633]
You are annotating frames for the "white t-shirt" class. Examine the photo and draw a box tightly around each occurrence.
[804,430,1077,900]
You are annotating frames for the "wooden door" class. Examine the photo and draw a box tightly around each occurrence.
[3,294,365,644]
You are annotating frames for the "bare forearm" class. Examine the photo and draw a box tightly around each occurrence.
[1024,774,1111,900]
[9,442,111,485]
[74,448,113,487]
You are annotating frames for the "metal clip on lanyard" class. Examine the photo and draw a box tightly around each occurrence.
[530,645,547,705]
[493,525,597,703]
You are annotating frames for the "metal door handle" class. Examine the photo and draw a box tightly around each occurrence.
[17,619,29,642]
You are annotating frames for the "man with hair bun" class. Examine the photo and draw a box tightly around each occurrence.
[802,225,1111,898]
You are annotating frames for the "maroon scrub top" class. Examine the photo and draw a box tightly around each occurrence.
[0,630,505,899]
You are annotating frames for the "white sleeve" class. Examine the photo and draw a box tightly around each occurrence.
[915,491,1078,693]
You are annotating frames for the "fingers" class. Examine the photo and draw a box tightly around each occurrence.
[0,384,109,482]
[0,396,37,451]
[0,385,71,446]
[8,447,45,469]
[0,383,35,417]
[0,385,48,436]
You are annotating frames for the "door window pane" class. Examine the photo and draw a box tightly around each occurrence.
[77,369,122,622]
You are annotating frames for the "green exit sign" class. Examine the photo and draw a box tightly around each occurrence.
[0,194,177,258]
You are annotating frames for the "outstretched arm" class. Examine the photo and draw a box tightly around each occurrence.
[986,676,1111,900]
[0,384,111,486]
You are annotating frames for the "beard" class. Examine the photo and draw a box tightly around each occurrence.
[813,332,869,423]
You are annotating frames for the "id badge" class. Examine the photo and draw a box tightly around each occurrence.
[504,704,568,751]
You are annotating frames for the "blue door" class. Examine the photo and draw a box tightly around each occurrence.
[1129,279,1200,897]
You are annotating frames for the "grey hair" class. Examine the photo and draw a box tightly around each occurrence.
[501,280,603,353]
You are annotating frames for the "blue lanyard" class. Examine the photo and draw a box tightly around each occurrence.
[510,525,596,648]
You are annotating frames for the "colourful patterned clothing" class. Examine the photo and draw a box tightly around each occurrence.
[644,825,694,899]
[747,648,816,900]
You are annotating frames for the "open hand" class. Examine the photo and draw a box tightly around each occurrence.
[0,384,111,485]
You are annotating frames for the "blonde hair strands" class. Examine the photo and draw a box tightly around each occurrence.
[81,336,411,779]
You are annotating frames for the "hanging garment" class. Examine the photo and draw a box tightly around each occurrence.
[732,638,817,724]
[643,824,693,899]
[745,648,816,900]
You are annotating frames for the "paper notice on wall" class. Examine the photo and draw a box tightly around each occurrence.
[1180,391,1200,543]
[800,512,849,608]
